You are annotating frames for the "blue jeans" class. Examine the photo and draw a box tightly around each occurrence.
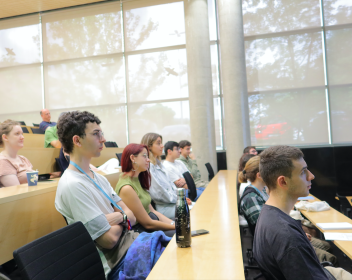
[186,187,205,201]
[107,255,125,280]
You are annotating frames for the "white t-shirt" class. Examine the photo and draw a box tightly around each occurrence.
[163,160,189,183]
[55,169,122,278]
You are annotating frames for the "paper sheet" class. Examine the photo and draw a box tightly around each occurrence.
[316,222,352,230]
[324,232,352,241]
[298,196,315,200]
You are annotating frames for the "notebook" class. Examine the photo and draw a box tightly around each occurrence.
[316,222,352,230]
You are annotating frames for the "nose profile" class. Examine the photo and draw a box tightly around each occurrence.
[308,170,315,181]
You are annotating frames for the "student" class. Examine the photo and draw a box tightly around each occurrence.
[140,133,191,220]
[243,146,258,155]
[0,120,34,187]
[254,145,351,280]
[239,155,336,265]
[238,156,269,234]
[39,108,56,132]
[177,140,208,188]
[163,141,205,201]
[115,143,175,237]
[44,125,61,148]
[55,111,171,280]
[238,153,255,197]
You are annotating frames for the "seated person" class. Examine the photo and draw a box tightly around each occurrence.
[140,133,191,220]
[239,155,335,265]
[238,153,255,197]
[243,146,258,155]
[44,125,61,148]
[39,109,56,132]
[254,145,350,280]
[55,111,168,279]
[163,141,205,201]
[0,120,34,187]
[177,140,208,188]
[115,143,175,237]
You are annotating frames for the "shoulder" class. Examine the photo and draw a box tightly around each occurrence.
[18,155,32,166]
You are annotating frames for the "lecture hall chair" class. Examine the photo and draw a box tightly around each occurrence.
[13,222,105,280]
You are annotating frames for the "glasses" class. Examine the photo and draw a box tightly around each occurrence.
[86,131,104,140]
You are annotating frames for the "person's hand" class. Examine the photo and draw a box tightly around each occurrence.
[183,184,188,190]
[186,198,192,205]
[175,179,184,188]
[305,233,312,241]
[189,153,196,160]
[50,171,61,178]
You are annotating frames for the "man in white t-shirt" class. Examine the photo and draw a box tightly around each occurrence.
[55,111,137,280]
[163,141,205,201]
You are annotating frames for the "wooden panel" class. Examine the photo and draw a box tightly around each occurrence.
[0,170,121,264]
[0,0,106,19]
[147,170,245,280]
[0,147,123,173]
[24,134,45,148]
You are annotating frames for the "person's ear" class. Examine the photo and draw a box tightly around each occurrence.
[130,154,136,163]
[277,175,288,189]
[72,135,81,147]
[256,172,261,179]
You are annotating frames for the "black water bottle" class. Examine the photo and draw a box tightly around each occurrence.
[175,188,191,248]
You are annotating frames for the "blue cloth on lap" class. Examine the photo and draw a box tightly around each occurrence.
[119,231,171,280]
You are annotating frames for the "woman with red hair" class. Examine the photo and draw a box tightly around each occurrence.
[115,143,175,237]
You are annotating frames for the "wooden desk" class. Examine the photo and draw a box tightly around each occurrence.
[24,134,45,147]
[0,170,121,264]
[91,147,124,167]
[298,195,352,260]
[147,170,245,280]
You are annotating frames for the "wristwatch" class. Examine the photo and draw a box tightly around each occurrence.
[120,212,127,224]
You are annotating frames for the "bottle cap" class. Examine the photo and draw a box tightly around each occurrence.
[177,188,186,196]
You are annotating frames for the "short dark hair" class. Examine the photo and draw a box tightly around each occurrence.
[243,146,256,154]
[164,141,179,155]
[259,145,304,191]
[57,111,101,154]
[179,140,191,149]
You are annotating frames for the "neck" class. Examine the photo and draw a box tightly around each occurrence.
[2,146,18,159]
[126,170,140,178]
[69,152,91,174]
[251,180,265,192]
[165,156,175,163]
[265,190,297,215]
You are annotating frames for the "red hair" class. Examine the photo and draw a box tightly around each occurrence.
[121,143,151,191]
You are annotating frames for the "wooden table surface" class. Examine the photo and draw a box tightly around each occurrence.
[0,170,121,264]
[147,170,245,280]
[298,195,352,259]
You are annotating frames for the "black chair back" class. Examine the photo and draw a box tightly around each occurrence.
[32,123,40,127]
[116,153,122,164]
[17,121,26,125]
[183,171,197,201]
[21,127,30,133]
[31,128,45,134]
[55,158,64,172]
[13,222,105,280]
[336,193,352,218]
[205,162,214,181]
[105,141,118,147]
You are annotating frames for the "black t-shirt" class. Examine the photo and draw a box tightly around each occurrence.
[253,205,329,280]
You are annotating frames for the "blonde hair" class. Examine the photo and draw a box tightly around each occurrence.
[0,120,20,147]
[141,133,162,165]
[238,156,260,183]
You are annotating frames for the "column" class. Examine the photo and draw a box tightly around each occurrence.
[184,0,217,180]
[217,0,251,170]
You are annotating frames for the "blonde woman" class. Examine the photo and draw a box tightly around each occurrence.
[141,133,191,219]
[0,120,34,187]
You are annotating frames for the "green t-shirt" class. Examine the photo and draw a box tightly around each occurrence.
[115,174,151,224]
[44,125,58,148]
